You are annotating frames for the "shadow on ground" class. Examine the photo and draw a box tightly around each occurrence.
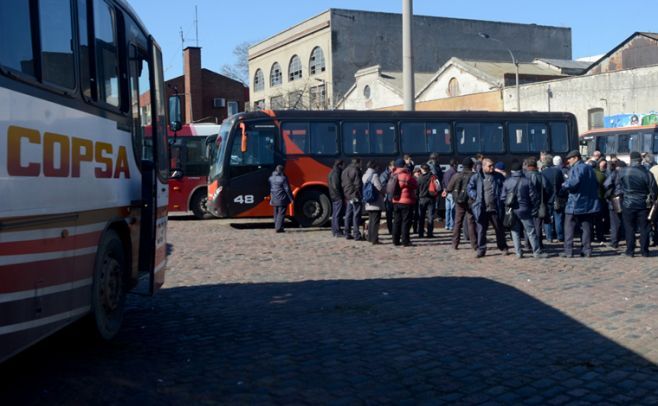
[1,277,656,404]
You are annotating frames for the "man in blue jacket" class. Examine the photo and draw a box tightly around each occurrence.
[467,158,509,257]
[559,150,601,257]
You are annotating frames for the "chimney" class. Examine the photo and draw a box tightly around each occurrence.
[183,47,202,123]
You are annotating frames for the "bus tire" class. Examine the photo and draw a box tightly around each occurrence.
[294,190,331,227]
[191,189,214,219]
[91,229,127,341]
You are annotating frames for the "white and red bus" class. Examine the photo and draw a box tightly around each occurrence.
[0,0,169,362]
[579,125,658,162]
[168,123,220,219]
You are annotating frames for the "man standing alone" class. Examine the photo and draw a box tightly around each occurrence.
[268,165,294,233]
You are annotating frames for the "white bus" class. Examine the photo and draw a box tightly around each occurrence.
[0,0,169,362]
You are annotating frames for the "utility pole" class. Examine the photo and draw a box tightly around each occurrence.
[402,0,415,111]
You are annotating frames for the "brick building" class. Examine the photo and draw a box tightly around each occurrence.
[167,47,249,124]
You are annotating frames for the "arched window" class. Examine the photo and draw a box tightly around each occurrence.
[288,55,302,81]
[448,77,460,97]
[253,69,264,92]
[309,47,326,75]
[270,62,282,87]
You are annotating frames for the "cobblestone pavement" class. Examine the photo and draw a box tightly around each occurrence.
[1,215,657,405]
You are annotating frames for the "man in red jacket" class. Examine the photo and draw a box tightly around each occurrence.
[392,159,418,246]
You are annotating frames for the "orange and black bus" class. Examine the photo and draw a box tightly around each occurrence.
[207,110,578,226]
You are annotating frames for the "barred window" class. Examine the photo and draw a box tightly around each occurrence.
[270,62,282,86]
[253,69,264,92]
[309,47,325,75]
[288,55,302,81]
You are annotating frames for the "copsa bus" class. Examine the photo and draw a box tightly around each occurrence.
[0,0,169,362]
[579,125,658,162]
[168,123,220,219]
[207,110,578,226]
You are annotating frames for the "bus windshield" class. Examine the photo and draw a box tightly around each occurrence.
[213,116,236,178]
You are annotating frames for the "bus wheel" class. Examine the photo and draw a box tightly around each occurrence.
[91,229,127,340]
[294,190,331,227]
[191,189,214,219]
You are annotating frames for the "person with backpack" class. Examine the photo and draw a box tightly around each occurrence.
[467,158,509,257]
[328,159,345,237]
[362,161,384,244]
[416,164,439,238]
[341,158,364,241]
[389,158,418,246]
[446,158,476,250]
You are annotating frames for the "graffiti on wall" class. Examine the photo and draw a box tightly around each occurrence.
[604,112,658,128]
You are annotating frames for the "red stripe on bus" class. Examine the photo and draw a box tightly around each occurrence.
[0,254,95,294]
[0,231,101,256]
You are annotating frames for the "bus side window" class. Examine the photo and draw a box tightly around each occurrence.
[0,2,35,76]
[343,122,369,155]
[508,123,528,153]
[529,124,548,152]
[370,122,396,155]
[128,44,152,162]
[93,0,121,108]
[427,123,452,154]
[642,132,653,154]
[39,0,75,89]
[654,133,658,154]
[606,135,617,154]
[400,122,426,154]
[281,122,309,154]
[618,134,630,153]
[310,122,338,155]
[550,122,569,154]
[456,122,480,154]
[482,123,504,153]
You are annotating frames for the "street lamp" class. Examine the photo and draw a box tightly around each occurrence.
[478,32,520,112]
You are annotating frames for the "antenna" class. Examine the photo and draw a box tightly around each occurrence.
[179,27,184,51]
[195,5,199,47]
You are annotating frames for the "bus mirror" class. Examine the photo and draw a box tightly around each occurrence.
[240,122,248,152]
[168,95,182,132]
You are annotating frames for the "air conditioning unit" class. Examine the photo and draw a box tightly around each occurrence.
[213,98,226,108]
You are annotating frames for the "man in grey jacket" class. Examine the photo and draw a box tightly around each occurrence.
[341,158,363,240]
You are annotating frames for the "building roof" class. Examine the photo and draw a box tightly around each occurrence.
[584,32,658,74]
[535,58,592,70]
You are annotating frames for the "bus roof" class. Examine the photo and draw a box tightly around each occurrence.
[232,110,577,122]
[580,125,658,137]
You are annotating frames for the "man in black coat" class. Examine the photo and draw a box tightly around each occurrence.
[328,159,344,237]
[268,165,294,233]
[341,158,363,240]
[617,151,658,257]
[541,154,565,242]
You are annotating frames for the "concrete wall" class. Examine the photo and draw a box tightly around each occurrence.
[378,91,502,111]
[330,9,571,103]
[503,65,658,134]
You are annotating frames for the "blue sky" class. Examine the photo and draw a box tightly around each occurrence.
[129,0,656,81]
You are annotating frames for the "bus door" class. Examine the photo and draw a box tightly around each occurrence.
[225,122,281,217]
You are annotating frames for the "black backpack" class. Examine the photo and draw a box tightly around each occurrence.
[386,172,402,200]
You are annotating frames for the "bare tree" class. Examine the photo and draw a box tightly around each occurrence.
[220,42,251,86]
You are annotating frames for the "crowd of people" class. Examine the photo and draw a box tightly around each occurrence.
[271,149,658,259]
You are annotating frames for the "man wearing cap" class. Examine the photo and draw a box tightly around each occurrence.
[616,151,658,257]
[391,158,418,246]
[559,150,600,258]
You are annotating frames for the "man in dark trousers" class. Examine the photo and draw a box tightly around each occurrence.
[379,160,396,234]
[541,154,565,243]
[446,158,476,250]
[559,150,600,258]
[416,164,438,238]
[341,158,363,240]
[467,158,509,257]
[327,159,344,237]
[268,165,294,233]
[617,151,658,257]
